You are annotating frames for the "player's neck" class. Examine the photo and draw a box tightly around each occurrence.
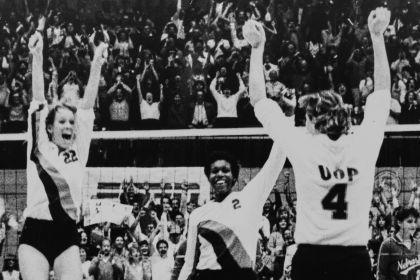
[214,192,230,202]
[396,232,412,243]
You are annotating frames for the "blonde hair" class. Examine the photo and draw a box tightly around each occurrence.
[299,90,351,140]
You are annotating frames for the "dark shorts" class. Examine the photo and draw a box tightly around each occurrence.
[19,218,79,267]
[194,268,257,280]
[291,244,373,280]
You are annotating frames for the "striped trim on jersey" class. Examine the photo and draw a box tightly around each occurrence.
[29,105,77,222]
[198,220,253,270]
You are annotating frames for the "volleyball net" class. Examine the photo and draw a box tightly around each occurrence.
[0,125,420,264]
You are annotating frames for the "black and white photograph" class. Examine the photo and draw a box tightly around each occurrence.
[0,0,419,279]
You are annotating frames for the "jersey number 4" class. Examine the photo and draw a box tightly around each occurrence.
[321,183,348,219]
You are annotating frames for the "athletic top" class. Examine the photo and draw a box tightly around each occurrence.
[377,235,420,280]
[24,100,94,222]
[254,90,390,246]
[178,141,287,280]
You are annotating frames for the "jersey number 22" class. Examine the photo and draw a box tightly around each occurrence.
[322,183,348,219]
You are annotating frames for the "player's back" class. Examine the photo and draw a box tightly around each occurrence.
[293,129,380,246]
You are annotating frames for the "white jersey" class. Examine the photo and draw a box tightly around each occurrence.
[254,90,390,246]
[178,141,287,280]
[24,100,94,221]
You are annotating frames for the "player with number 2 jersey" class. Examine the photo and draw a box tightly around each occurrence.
[178,142,289,280]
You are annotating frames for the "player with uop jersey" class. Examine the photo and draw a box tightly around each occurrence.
[244,6,391,280]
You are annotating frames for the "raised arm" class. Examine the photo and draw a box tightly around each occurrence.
[209,73,220,101]
[358,8,391,155]
[243,20,266,106]
[80,42,108,110]
[136,74,143,105]
[244,20,294,145]
[370,8,391,92]
[363,8,391,125]
[235,73,247,98]
[29,17,46,102]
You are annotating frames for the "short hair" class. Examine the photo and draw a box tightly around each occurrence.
[156,239,168,249]
[299,90,351,140]
[101,238,111,247]
[394,207,419,232]
[45,103,77,141]
[138,240,149,247]
[204,151,239,181]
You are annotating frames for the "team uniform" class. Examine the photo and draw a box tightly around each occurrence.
[254,89,390,280]
[178,141,287,280]
[19,100,94,266]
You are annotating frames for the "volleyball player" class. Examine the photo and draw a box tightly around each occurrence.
[178,118,295,278]
[244,7,390,280]
[18,17,108,280]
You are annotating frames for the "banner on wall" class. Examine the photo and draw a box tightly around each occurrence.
[83,199,133,226]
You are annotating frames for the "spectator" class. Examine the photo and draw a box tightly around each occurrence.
[391,50,411,75]
[112,236,128,261]
[188,89,215,128]
[387,86,402,125]
[124,244,144,280]
[89,238,124,280]
[346,48,368,107]
[400,91,420,124]
[377,208,420,280]
[171,240,187,280]
[120,179,150,207]
[139,240,152,280]
[106,77,133,130]
[3,87,28,133]
[165,93,189,129]
[0,70,10,132]
[2,257,20,280]
[151,240,174,280]
[80,247,93,280]
[267,224,285,280]
[58,70,83,107]
[136,74,163,130]
[210,72,246,128]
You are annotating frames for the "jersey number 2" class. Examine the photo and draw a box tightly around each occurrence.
[321,183,348,219]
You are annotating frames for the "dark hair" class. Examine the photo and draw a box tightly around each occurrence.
[299,90,351,140]
[204,151,239,181]
[45,104,77,141]
[138,240,149,247]
[376,214,389,229]
[394,207,419,232]
[156,239,169,249]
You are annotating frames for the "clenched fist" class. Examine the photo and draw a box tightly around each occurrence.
[368,7,391,38]
[242,20,266,49]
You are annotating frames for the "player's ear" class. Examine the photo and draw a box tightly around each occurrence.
[46,124,53,136]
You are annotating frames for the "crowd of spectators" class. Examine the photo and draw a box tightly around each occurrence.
[0,172,418,280]
[1,0,420,134]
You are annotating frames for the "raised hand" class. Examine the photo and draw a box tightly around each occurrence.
[28,32,43,57]
[242,20,266,49]
[278,88,297,116]
[37,16,46,32]
[92,42,109,66]
[368,7,390,38]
